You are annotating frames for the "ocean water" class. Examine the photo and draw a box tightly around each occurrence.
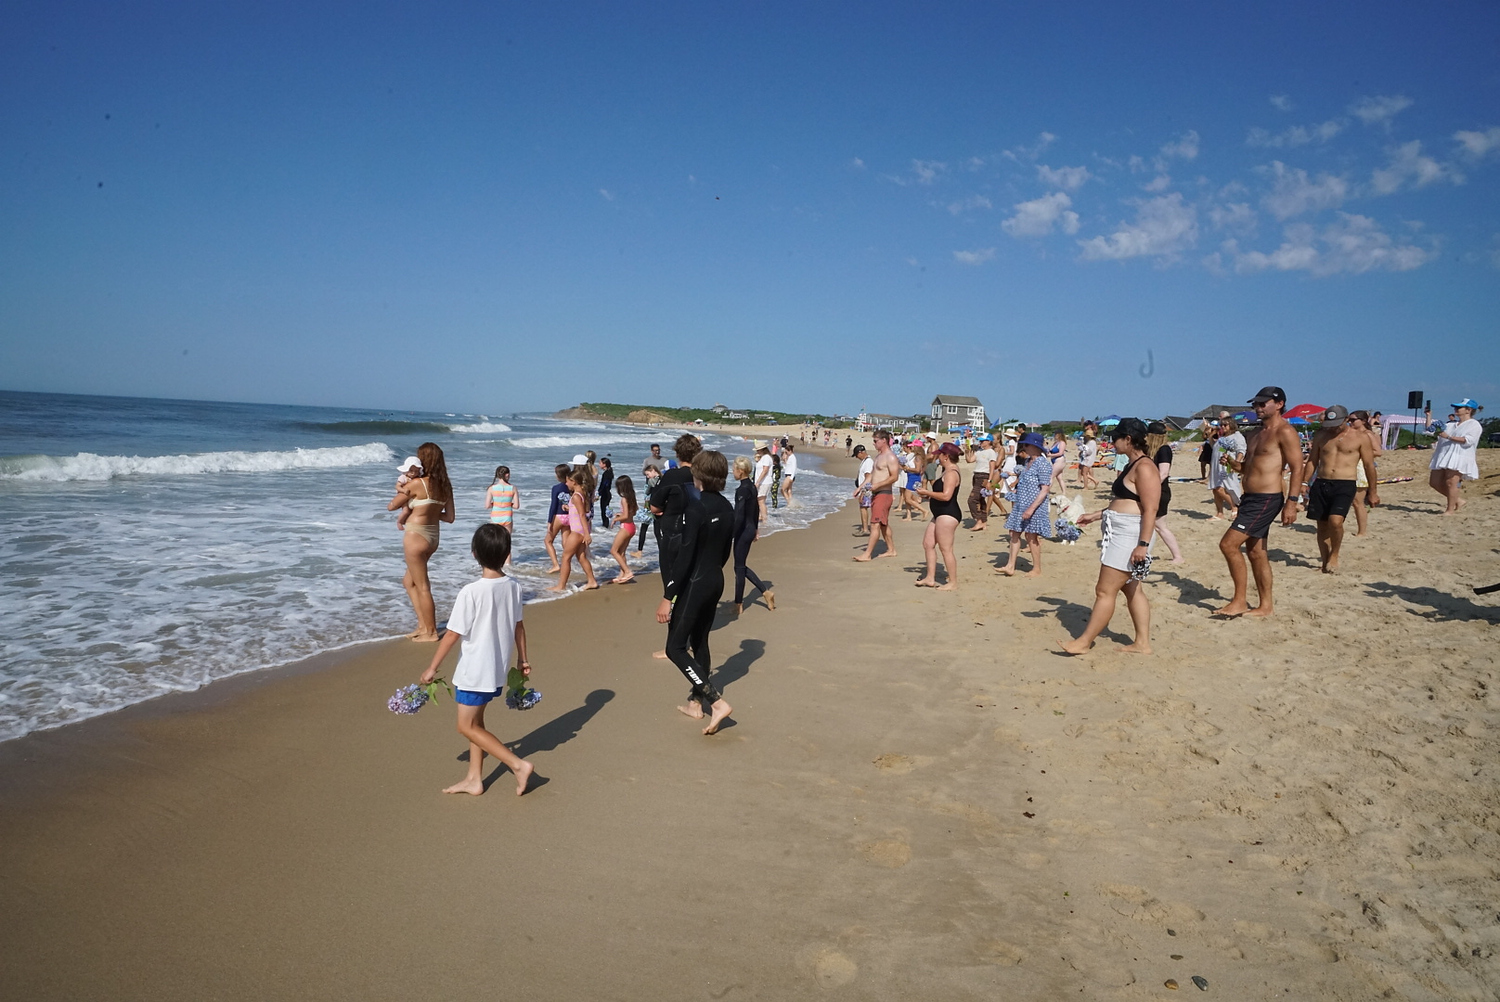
[0,391,847,741]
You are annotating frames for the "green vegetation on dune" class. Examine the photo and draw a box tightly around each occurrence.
[560,402,853,428]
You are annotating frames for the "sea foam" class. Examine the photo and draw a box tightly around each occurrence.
[0,443,395,482]
[447,421,513,434]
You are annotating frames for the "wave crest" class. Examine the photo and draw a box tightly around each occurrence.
[1,443,395,482]
[448,421,512,434]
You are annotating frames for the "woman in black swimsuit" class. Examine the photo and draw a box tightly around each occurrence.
[915,442,963,590]
[1060,418,1159,655]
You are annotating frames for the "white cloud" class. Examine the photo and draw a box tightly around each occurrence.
[1160,130,1200,160]
[1350,94,1413,128]
[953,247,996,265]
[1077,193,1198,261]
[1036,164,1091,190]
[1454,126,1500,159]
[1143,174,1172,192]
[1003,132,1057,163]
[963,156,986,170]
[1208,201,1257,234]
[598,188,615,201]
[1001,192,1079,237]
[1258,161,1348,220]
[912,159,946,185]
[1270,94,1294,112]
[1246,120,1343,148]
[1369,141,1462,195]
[851,157,866,170]
[946,194,993,216]
[1229,213,1434,276]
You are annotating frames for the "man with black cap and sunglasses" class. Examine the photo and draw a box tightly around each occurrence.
[1300,405,1378,574]
[1214,386,1305,617]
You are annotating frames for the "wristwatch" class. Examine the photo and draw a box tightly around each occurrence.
[1137,539,1150,547]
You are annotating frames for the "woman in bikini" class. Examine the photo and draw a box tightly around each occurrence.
[386,441,454,642]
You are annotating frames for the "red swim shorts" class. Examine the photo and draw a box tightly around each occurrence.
[870,492,893,526]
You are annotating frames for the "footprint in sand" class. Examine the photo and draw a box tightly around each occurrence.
[796,947,858,988]
[860,838,912,868]
[872,753,915,774]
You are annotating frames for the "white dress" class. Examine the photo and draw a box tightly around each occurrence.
[1430,419,1482,479]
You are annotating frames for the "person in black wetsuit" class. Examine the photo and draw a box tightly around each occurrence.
[650,434,702,574]
[597,457,614,530]
[730,455,775,614]
[655,449,735,735]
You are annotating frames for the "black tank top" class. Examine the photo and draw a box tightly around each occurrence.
[929,468,963,520]
[1111,456,1150,504]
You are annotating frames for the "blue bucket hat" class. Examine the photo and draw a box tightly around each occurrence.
[1451,398,1479,409]
[1018,432,1046,449]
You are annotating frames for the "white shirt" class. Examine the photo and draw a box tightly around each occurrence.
[781,453,798,478]
[1079,440,1097,463]
[857,456,874,487]
[1431,418,1482,478]
[445,575,524,693]
[754,454,774,495]
[972,447,997,472]
[1210,432,1245,490]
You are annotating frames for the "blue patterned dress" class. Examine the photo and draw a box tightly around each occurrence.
[1004,457,1054,536]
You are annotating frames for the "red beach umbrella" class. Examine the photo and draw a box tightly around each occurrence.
[1284,403,1326,419]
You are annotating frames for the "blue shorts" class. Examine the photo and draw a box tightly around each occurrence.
[905,473,921,491]
[455,688,501,706]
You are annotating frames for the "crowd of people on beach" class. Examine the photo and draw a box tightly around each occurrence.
[384,389,1485,794]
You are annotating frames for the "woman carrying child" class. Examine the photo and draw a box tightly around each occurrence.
[419,523,535,797]
[606,475,639,583]
[386,441,455,642]
[548,468,599,591]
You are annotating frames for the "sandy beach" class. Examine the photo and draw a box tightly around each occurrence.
[1,442,1495,1000]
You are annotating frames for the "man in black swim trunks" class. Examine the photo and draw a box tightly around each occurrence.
[1299,405,1378,574]
[1214,386,1305,617]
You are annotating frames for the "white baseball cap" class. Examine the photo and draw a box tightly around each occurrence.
[571,454,589,464]
[397,456,422,472]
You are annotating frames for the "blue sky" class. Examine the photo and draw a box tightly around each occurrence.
[2,1,1497,422]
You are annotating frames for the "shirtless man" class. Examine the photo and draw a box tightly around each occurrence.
[854,430,901,561]
[1348,410,1382,536]
[1214,387,1304,617]
[1300,406,1378,574]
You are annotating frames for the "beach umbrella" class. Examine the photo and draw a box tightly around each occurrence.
[1098,415,1120,426]
[1287,416,1309,425]
[1284,403,1325,419]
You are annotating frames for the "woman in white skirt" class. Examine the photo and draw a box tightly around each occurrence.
[1059,418,1160,655]
[1428,398,1483,515]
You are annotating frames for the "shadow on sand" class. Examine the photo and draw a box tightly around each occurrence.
[1362,582,1500,624]
[459,689,617,790]
[1028,595,1131,645]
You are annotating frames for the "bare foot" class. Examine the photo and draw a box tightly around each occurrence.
[1170,557,1185,565]
[852,554,871,562]
[996,566,1015,576]
[968,525,986,532]
[411,631,440,643]
[1120,642,1153,655]
[1246,605,1274,618]
[1211,603,1250,617]
[703,699,733,735]
[876,551,897,558]
[512,759,534,795]
[935,583,957,591]
[1058,637,1093,655]
[583,583,600,590]
[677,701,704,719]
[443,777,485,796]
[733,602,743,615]
[765,591,776,610]
[612,573,636,584]
[544,585,569,593]
[915,577,936,587]
[1024,569,1042,578]
[652,650,669,660]
[404,629,422,639]
[545,564,561,573]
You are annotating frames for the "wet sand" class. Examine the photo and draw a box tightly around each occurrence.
[1,444,1495,1000]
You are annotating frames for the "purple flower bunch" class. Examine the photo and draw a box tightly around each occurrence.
[387,677,452,715]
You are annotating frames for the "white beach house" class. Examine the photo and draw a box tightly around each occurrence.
[931,394,986,430]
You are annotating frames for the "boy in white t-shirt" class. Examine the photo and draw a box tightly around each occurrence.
[420,523,534,797]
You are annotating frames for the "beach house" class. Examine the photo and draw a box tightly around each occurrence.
[931,394,986,430]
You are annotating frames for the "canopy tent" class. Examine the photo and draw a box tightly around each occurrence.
[1379,413,1430,451]
[1284,403,1326,420]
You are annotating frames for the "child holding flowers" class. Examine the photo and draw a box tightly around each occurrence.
[419,523,534,797]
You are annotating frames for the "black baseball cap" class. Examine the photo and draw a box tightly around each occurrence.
[1248,386,1286,405]
[852,444,866,454]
